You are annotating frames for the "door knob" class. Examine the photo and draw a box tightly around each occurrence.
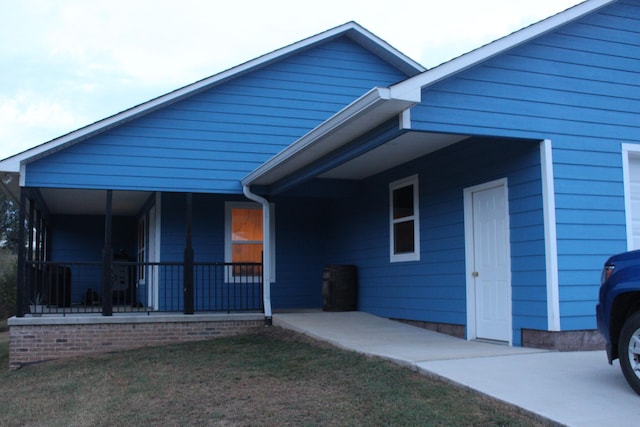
[472,271,479,277]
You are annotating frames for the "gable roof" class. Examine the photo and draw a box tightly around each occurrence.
[389,0,617,100]
[0,22,425,174]
[243,0,619,189]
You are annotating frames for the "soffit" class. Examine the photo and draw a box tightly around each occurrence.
[39,189,151,216]
[318,131,468,180]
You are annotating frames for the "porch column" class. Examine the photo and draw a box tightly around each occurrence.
[15,191,27,317]
[183,192,194,314]
[26,198,35,312]
[102,190,113,316]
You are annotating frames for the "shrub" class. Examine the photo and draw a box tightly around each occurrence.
[0,250,17,320]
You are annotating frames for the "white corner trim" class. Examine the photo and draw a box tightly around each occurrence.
[19,163,26,187]
[541,140,560,332]
[154,192,162,264]
[399,108,412,130]
[153,192,162,310]
[621,143,640,251]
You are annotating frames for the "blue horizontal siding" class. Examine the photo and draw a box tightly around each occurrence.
[156,193,330,309]
[154,183,353,309]
[315,137,546,338]
[556,208,626,224]
[271,197,333,309]
[410,1,638,331]
[25,36,410,193]
[49,215,137,304]
[159,192,228,263]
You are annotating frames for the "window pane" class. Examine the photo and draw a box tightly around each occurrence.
[232,208,263,241]
[393,185,414,219]
[394,221,415,254]
[232,243,263,264]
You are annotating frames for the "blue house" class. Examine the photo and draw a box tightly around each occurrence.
[2,0,638,355]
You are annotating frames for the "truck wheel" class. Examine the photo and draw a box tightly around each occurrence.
[618,311,640,395]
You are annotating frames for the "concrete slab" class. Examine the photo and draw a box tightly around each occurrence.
[274,311,545,364]
[418,352,639,427]
[273,311,640,426]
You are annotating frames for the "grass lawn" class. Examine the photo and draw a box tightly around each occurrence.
[0,327,551,426]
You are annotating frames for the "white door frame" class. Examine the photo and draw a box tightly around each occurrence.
[622,143,640,250]
[464,178,512,344]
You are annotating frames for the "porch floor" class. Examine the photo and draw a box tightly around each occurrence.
[10,311,264,326]
[272,310,542,362]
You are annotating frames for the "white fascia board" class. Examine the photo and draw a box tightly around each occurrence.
[242,87,420,186]
[0,155,22,173]
[390,0,617,99]
[345,23,426,75]
[0,21,424,174]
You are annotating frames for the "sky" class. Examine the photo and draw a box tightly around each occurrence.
[0,0,584,160]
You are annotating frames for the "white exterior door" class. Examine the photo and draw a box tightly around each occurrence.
[465,179,512,343]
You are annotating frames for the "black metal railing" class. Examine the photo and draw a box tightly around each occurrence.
[24,260,263,316]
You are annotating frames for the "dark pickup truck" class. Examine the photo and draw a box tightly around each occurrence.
[597,249,640,395]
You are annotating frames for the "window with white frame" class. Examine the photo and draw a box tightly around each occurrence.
[389,175,420,262]
[225,202,264,279]
[225,202,276,281]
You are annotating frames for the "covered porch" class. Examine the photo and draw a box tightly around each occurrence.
[4,185,265,318]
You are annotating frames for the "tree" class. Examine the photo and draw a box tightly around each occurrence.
[0,191,19,254]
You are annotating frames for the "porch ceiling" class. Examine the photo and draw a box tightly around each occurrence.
[39,188,151,215]
[318,131,469,180]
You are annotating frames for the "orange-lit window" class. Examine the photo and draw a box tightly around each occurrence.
[231,207,263,264]
[226,203,264,279]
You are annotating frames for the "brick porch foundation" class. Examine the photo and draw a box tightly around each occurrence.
[8,313,264,370]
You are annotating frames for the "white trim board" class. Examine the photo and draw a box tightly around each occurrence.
[541,140,560,332]
[622,143,640,251]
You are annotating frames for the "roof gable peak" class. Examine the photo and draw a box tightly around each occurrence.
[0,21,424,172]
[390,0,618,99]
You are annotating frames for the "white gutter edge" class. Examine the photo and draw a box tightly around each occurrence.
[243,185,273,324]
[242,86,420,186]
[242,87,387,186]
[541,139,560,331]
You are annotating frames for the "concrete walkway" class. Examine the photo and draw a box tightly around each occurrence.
[273,311,640,427]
